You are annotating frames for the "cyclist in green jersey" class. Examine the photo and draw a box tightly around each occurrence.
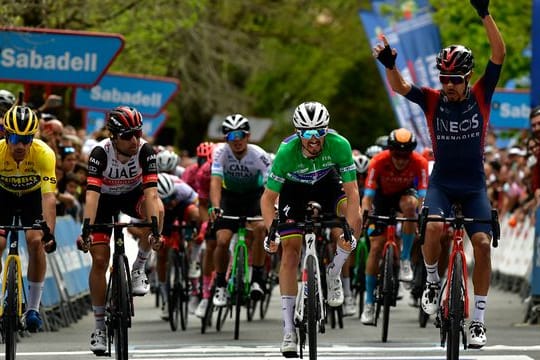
[261,101,361,357]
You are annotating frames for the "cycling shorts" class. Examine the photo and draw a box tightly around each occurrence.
[93,186,145,236]
[370,188,417,236]
[0,188,42,227]
[424,183,492,237]
[162,202,197,237]
[213,188,263,232]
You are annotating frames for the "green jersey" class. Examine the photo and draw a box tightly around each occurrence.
[266,131,356,193]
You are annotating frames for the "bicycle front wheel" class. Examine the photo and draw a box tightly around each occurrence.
[447,253,464,360]
[4,259,19,360]
[167,249,180,331]
[306,255,318,360]
[381,245,395,343]
[112,257,131,360]
[234,248,245,340]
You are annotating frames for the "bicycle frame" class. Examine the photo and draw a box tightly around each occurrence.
[443,225,470,319]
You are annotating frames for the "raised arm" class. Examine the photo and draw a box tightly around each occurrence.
[481,14,505,65]
[372,35,412,96]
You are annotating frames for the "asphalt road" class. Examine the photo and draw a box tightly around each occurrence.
[6,279,540,360]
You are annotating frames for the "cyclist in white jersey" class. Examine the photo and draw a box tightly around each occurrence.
[209,114,271,307]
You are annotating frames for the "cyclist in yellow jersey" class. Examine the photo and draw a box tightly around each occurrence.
[0,105,57,332]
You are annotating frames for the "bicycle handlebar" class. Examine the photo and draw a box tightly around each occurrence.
[219,215,264,222]
[418,207,500,248]
[82,216,159,239]
[0,219,56,253]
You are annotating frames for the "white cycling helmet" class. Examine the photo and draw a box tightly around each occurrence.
[353,154,370,174]
[292,101,330,129]
[222,114,250,134]
[157,149,179,173]
[365,145,383,159]
[157,173,176,199]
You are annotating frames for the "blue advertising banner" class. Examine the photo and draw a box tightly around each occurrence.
[531,0,540,107]
[490,89,531,129]
[0,27,124,86]
[359,1,441,148]
[74,73,180,117]
[85,110,167,139]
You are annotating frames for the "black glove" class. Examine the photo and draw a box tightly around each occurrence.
[470,0,489,18]
[42,232,56,253]
[377,45,397,70]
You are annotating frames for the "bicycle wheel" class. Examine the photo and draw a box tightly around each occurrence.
[306,255,318,360]
[381,245,395,343]
[112,257,131,360]
[446,253,464,360]
[260,271,276,319]
[167,249,180,331]
[354,243,367,319]
[4,260,19,360]
[234,248,245,340]
[178,251,190,331]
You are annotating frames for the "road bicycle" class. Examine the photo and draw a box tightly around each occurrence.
[166,221,198,332]
[82,216,158,360]
[0,214,54,360]
[268,203,353,360]
[220,214,263,340]
[418,204,499,360]
[362,209,417,343]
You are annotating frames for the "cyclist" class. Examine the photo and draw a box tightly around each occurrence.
[156,172,200,319]
[76,106,164,354]
[0,105,56,332]
[365,144,383,159]
[260,101,360,357]
[181,141,214,312]
[209,114,271,307]
[372,0,505,347]
[353,153,370,198]
[360,128,428,325]
[194,142,225,318]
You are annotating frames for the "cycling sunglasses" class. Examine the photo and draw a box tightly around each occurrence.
[439,72,470,85]
[118,129,142,140]
[6,133,34,145]
[296,127,328,139]
[225,130,248,141]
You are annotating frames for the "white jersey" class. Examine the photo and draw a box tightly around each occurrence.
[211,143,271,193]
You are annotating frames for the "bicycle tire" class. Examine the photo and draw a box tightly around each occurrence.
[216,304,228,332]
[234,248,245,340]
[260,272,276,319]
[113,256,130,360]
[167,249,180,331]
[447,253,464,360]
[4,259,18,360]
[201,287,214,334]
[355,243,367,319]
[179,250,190,331]
[381,245,394,343]
[307,255,318,360]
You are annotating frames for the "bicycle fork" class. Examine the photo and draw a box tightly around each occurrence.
[0,255,24,318]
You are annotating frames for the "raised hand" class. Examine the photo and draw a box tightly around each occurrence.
[373,35,397,70]
[470,0,489,18]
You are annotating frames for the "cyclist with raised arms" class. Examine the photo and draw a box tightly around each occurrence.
[0,106,57,332]
[360,128,428,325]
[209,115,271,307]
[76,106,164,354]
[260,101,360,357]
[372,0,505,347]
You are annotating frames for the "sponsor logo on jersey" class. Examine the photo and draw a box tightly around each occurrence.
[0,175,41,190]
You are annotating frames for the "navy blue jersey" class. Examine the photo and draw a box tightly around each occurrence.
[405,61,502,193]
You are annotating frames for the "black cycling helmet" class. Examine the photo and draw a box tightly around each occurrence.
[436,45,474,74]
[107,106,143,134]
[3,105,39,135]
[388,128,417,152]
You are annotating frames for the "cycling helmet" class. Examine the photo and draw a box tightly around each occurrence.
[196,141,214,161]
[375,135,389,149]
[3,105,39,135]
[157,149,179,173]
[0,90,15,112]
[157,173,176,199]
[365,145,383,159]
[353,154,370,174]
[292,101,330,129]
[388,128,417,152]
[107,106,143,134]
[436,45,474,74]
[222,114,250,134]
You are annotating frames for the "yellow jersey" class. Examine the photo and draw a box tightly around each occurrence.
[0,138,57,195]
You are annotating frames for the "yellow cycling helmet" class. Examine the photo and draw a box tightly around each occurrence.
[3,105,39,135]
